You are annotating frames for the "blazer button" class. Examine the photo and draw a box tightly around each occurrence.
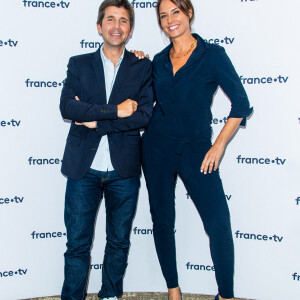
[92,147,97,151]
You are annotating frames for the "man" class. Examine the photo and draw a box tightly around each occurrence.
[59,1,153,299]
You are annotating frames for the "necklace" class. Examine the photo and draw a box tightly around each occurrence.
[170,38,197,59]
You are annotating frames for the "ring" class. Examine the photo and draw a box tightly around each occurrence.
[210,162,214,164]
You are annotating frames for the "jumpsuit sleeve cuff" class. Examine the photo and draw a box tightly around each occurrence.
[228,106,253,126]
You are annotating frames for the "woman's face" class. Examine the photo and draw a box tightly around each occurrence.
[158,0,191,39]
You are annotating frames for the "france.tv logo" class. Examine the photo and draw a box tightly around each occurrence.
[130,1,157,8]
[25,78,64,88]
[80,40,101,49]
[204,37,235,45]
[31,231,66,239]
[0,39,18,47]
[28,157,62,165]
[240,75,288,85]
[22,1,70,8]
[236,155,286,166]
[235,230,283,243]
[0,268,28,278]
[1,119,21,127]
[0,196,24,205]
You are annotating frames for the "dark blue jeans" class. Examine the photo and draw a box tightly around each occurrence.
[61,169,140,300]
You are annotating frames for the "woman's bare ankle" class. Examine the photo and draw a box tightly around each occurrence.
[168,287,181,299]
[219,296,234,300]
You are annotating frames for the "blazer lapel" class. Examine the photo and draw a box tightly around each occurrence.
[92,48,107,104]
[108,49,131,105]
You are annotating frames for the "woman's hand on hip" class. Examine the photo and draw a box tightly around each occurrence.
[200,117,243,174]
[200,140,226,175]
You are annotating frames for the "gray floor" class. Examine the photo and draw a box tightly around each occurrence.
[25,292,254,300]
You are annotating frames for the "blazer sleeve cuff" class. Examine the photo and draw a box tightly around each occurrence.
[98,104,118,120]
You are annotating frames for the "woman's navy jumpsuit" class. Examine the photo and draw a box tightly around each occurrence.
[142,34,253,299]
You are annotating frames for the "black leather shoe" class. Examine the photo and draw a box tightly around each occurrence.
[215,295,219,300]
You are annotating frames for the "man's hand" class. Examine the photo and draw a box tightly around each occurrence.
[117,99,138,118]
[74,96,97,129]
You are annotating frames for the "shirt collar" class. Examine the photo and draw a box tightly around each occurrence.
[100,44,125,67]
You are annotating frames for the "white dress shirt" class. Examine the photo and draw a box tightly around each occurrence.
[90,45,125,171]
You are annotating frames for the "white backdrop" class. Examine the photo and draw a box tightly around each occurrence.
[0,1,299,300]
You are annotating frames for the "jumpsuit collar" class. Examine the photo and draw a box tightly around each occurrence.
[157,33,208,74]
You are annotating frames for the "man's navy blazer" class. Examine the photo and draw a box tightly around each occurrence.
[60,48,153,180]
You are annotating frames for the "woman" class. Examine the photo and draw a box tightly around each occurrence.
[141,1,253,300]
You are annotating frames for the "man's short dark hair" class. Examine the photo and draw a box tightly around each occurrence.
[97,0,135,30]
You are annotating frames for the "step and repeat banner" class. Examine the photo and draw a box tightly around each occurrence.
[0,0,299,299]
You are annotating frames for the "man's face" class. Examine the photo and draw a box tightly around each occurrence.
[97,6,133,48]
